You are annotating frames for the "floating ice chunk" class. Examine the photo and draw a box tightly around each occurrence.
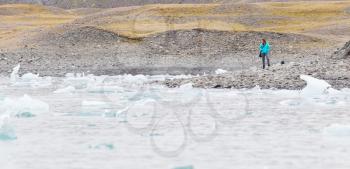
[63,74,96,89]
[87,84,123,94]
[0,115,16,141]
[173,165,194,169]
[88,143,114,150]
[300,75,332,97]
[323,124,350,138]
[123,98,156,126]
[82,100,107,106]
[10,64,52,87]
[215,69,228,75]
[0,95,49,117]
[0,124,17,141]
[54,86,75,94]
[279,99,301,106]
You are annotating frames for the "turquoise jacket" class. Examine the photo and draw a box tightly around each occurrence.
[260,42,270,54]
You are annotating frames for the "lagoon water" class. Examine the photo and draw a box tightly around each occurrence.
[1,66,350,169]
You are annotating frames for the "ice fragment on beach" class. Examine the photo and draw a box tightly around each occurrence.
[10,64,20,83]
[215,69,228,75]
[10,64,52,87]
[179,83,193,89]
[300,75,332,97]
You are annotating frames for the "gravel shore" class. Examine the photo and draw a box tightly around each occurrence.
[162,56,350,90]
[161,37,350,90]
[1,28,349,89]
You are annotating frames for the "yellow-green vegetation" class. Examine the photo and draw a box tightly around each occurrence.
[256,1,350,33]
[95,1,350,38]
[96,4,247,38]
[0,4,78,44]
[262,1,348,18]
[1,1,350,46]
[146,4,220,17]
[100,19,247,38]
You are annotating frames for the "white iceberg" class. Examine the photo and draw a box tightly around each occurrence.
[10,64,20,83]
[179,83,193,89]
[0,114,16,141]
[215,69,228,75]
[0,95,49,118]
[300,75,332,97]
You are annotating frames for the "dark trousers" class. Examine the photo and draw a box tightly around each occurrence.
[261,53,270,69]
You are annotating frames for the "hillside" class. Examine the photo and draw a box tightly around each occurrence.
[0,1,349,77]
[1,1,349,48]
[0,0,221,8]
[0,0,346,8]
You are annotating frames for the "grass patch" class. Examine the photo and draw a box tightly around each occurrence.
[145,4,220,17]
[99,19,247,38]
[255,1,350,33]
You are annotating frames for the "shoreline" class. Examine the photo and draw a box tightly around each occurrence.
[0,29,349,90]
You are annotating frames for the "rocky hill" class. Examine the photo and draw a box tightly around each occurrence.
[0,0,221,8]
[0,0,343,8]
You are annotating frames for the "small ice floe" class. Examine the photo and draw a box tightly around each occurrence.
[53,86,75,94]
[82,100,107,106]
[0,95,49,141]
[79,100,119,117]
[0,115,16,141]
[0,95,49,118]
[88,143,115,150]
[215,69,228,75]
[63,73,99,90]
[173,165,194,169]
[0,124,17,141]
[279,99,301,106]
[323,124,350,138]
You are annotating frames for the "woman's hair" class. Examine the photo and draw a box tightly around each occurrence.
[262,39,266,43]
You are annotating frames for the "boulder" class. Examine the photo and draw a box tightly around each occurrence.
[333,41,350,59]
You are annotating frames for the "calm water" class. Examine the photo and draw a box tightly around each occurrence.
[0,70,350,169]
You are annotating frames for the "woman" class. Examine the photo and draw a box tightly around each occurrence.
[259,39,270,69]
